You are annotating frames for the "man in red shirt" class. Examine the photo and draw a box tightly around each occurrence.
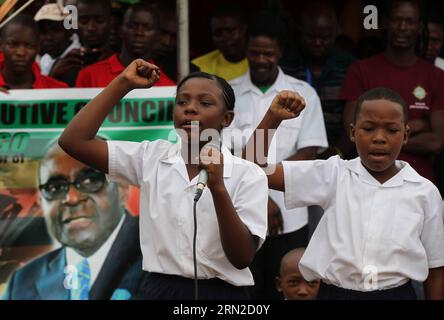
[76,3,174,87]
[0,15,68,89]
[340,0,444,181]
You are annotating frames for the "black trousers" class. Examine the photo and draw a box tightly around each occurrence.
[134,272,251,300]
[317,281,417,300]
[249,225,309,300]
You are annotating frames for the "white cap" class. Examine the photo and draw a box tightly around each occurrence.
[34,3,67,22]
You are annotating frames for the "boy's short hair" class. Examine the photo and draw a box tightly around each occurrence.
[279,247,305,275]
[354,87,408,124]
[1,14,39,39]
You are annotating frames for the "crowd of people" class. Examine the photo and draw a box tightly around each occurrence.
[1,0,444,300]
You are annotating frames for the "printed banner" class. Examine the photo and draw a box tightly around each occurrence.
[0,87,176,298]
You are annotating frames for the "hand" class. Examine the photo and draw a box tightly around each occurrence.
[317,146,343,160]
[267,197,283,237]
[198,145,224,191]
[49,48,84,79]
[408,119,430,136]
[269,90,305,121]
[118,59,160,90]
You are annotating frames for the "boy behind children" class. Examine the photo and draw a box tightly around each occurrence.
[276,248,320,300]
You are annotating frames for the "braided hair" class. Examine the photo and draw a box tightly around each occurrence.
[176,72,236,111]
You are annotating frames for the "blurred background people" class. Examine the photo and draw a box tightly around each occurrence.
[192,4,248,81]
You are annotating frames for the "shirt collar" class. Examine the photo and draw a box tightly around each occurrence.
[160,138,234,178]
[66,214,125,285]
[345,157,423,187]
[237,67,286,96]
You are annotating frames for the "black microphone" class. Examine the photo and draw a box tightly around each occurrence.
[194,141,220,202]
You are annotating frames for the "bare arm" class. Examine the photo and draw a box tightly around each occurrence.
[285,147,318,161]
[267,197,283,237]
[424,267,444,300]
[402,110,444,155]
[242,91,306,192]
[58,59,160,173]
[266,147,317,235]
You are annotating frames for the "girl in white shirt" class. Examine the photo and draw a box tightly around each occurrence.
[58,59,279,299]
[245,87,444,299]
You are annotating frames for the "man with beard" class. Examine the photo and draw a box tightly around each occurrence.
[2,142,143,300]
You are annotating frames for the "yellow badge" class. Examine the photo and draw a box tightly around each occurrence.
[413,86,427,100]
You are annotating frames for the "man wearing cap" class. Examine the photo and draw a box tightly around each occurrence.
[34,3,81,77]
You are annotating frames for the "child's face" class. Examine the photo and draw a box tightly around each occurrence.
[174,77,233,145]
[276,263,320,300]
[350,99,408,183]
[1,25,38,73]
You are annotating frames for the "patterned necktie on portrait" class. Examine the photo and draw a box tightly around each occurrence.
[70,258,91,300]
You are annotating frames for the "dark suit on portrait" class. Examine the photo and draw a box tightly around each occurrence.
[2,213,143,300]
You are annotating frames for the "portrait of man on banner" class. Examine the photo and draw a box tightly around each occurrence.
[2,139,144,300]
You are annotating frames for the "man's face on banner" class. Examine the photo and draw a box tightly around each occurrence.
[39,147,124,256]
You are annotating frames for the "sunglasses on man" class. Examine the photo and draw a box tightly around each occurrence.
[39,169,106,201]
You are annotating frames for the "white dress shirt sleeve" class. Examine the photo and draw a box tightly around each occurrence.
[106,140,149,187]
[234,164,268,249]
[282,156,340,210]
[420,187,444,268]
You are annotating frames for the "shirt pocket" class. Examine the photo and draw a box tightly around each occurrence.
[390,211,423,250]
[274,119,301,160]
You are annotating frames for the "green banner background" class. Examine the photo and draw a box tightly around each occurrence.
[0,88,176,292]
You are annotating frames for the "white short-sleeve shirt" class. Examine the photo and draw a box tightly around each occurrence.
[223,68,328,233]
[107,139,268,286]
[283,156,444,291]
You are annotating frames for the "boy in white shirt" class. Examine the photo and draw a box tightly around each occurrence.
[245,87,444,299]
